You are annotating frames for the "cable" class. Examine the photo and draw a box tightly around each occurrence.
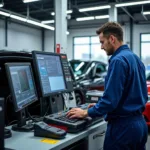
[26,104,50,122]
[7,120,17,126]
[5,94,12,124]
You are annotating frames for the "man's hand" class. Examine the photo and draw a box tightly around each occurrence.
[66,108,88,119]
[88,103,96,108]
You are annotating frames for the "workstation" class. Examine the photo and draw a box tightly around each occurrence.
[2,51,106,150]
[0,0,150,150]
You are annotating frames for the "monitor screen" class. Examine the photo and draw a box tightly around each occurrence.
[5,63,38,112]
[32,51,67,97]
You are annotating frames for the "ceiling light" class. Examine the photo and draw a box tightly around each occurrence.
[67,10,73,14]
[143,11,150,15]
[51,10,73,16]
[10,15,27,22]
[115,0,150,7]
[41,24,55,30]
[76,16,94,21]
[66,31,69,35]
[0,11,10,17]
[95,15,109,19]
[27,20,55,30]
[41,20,55,24]
[51,12,55,16]
[79,5,111,12]
[0,10,69,33]
[0,3,4,7]
[23,0,41,3]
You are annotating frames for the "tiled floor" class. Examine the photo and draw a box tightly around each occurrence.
[146,128,150,149]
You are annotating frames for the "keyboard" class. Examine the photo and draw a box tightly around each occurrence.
[56,115,79,123]
[43,103,103,133]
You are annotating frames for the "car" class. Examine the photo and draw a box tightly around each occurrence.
[69,59,107,105]
[143,101,150,126]
[69,59,107,90]
[143,71,150,126]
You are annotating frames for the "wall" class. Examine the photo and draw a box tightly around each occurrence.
[133,24,150,57]
[0,19,5,49]
[66,14,131,59]
[1,13,150,59]
[44,30,54,52]
[0,19,42,52]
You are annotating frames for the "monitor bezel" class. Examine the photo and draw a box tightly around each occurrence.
[32,51,68,97]
[5,62,38,112]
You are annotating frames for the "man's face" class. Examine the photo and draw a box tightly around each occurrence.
[99,33,114,56]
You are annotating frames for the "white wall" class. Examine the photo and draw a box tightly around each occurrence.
[44,30,54,52]
[133,24,150,57]
[0,19,42,52]
[0,14,150,59]
[0,19,5,48]
[67,24,130,59]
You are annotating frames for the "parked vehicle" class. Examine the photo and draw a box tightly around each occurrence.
[69,59,107,105]
[69,59,107,89]
[143,71,150,126]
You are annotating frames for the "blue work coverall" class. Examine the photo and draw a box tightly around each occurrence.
[88,45,148,150]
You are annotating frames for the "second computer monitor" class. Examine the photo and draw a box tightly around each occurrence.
[32,51,67,97]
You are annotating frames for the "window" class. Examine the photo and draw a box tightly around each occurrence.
[73,36,108,63]
[141,34,150,67]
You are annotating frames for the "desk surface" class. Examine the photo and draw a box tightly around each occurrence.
[5,121,106,150]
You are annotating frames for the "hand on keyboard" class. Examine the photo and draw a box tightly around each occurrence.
[66,108,88,119]
[88,103,96,108]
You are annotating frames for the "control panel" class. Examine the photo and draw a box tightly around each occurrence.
[60,54,73,92]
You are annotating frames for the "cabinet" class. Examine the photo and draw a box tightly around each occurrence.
[88,122,107,150]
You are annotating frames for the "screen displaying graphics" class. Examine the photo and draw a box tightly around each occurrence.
[5,63,38,112]
[32,52,67,97]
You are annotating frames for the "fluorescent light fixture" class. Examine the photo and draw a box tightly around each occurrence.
[27,19,55,30]
[51,12,55,16]
[0,11,10,17]
[51,10,73,16]
[115,0,150,7]
[41,20,55,24]
[67,10,73,14]
[23,0,41,3]
[95,15,109,19]
[143,11,150,15]
[41,24,55,30]
[76,16,94,21]
[79,5,111,12]
[0,10,69,32]
[10,15,27,22]
[66,31,69,35]
[0,2,4,7]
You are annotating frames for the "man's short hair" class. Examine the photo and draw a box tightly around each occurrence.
[96,22,123,42]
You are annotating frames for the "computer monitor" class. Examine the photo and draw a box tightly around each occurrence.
[5,63,38,131]
[32,51,68,97]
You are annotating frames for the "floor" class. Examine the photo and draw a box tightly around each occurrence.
[146,127,150,149]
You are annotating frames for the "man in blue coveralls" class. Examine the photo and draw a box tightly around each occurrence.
[67,22,148,150]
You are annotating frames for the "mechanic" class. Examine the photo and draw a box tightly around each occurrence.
[67,22,148,150]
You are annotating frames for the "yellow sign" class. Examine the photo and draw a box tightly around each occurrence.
[41,138,59,144]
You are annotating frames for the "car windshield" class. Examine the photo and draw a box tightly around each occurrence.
[69,60,89,76]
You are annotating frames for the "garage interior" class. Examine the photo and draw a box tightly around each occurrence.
[0,0,150,150]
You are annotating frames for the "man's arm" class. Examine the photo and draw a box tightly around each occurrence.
[88,59,127,117]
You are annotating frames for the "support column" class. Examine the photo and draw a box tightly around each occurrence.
[5,18,8,47]
[109,4,118,22]
[41,28,45,51]
[54,0,67,53]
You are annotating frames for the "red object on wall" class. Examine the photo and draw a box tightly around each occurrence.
[56,44,60,53]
